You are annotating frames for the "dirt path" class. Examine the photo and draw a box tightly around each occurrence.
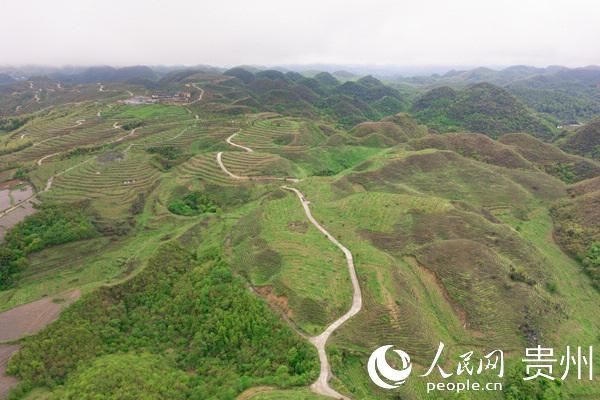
[282,187,361,400]
[226,131,253,152]
[1,118,129,227]
[216,128,299,182]
[217,121,361,398]
[190,83,205,104]
[216,151,244,180]
[32,119,84,147]
[37,152,61,166]
[107,127,138,145]
[236,386,276,399]
[216,151,299,183]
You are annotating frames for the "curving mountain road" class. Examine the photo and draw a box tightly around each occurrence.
[282,186,362,400]
[216,151,244,180]
[216,127,299,182]
[226,131,253,152]
[37,152,61,166]
[190,83,205,104]
[217,117,362,399]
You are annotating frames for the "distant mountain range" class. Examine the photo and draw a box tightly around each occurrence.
[2,63,600,130]
[395,65,600,123]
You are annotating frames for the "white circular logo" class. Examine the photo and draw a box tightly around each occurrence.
[367,345,412,389]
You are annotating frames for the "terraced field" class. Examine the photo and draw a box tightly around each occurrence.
[234,117,309,153]
[42,153,160,218]
[220,151,300,178]
[1,71,599,400]
[233,193,353,334]
[9,124,120,164]
[178,152,240,186]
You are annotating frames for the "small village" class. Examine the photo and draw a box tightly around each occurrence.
[122,91,192,105]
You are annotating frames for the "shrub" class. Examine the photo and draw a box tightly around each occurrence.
[583,242,600,290]
[168,192,217,216]
[50,353,190,400]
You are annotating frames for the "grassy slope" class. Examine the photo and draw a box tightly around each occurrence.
[289,144,600,399]
[1,83,599,400]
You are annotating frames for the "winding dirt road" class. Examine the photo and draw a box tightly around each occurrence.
[216,150,299,183]
[216,127,299,182]
[32,119,85,147]
[37,152,61,166]
[190,83,205,104]
[225,131,253,152]
[217,118,362,399]
[282,187,362,400]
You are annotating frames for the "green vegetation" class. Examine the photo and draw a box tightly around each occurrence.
[113,104,188,120]
[49,353,190,400]
[167,191,218,216]
[1,67,599,400]
[0,116,30,133]
[583,242,600,289]
[503,365,563,400]
[223,69,408,127]
[394,65,600,123]
[120,119,143,131]
[412,83,556,138]
[241,388,329,399]
[231,192,352,334]
[0,204,97,288]
[146,145,191,170]
[8,244,318,397]
[551,181,600,290]
[559,119,600,160]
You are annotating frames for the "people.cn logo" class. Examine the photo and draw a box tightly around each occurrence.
[367,345,413,389]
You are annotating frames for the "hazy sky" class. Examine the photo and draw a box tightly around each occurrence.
[1,0,600,67]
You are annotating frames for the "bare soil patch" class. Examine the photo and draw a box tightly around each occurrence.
[0,290,80,342]
[0,201,36,241]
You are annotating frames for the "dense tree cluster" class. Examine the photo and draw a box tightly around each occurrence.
[0,116,30,133]
[50,353,191,400]
[0,204,97,288]
[120,119,143,131]
[146,145,191,170]
[503,365,563,400]
[168,191,218,216]
[8,244,317,398]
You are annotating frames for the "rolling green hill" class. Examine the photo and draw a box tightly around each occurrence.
[0,68,599,400]
[396,65,600,123]
[558,119,600,160]
[213,68,408,127]
[412,83,556,138]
